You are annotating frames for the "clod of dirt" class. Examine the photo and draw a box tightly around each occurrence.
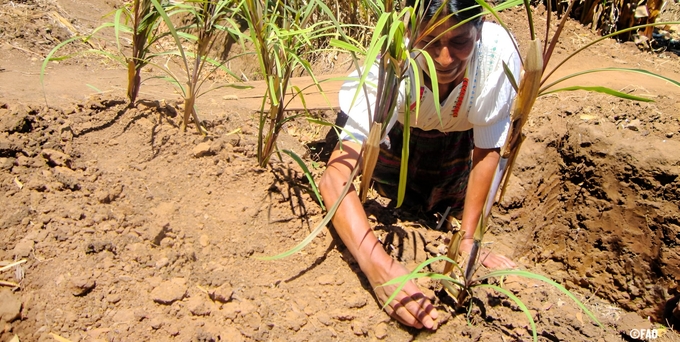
[210,282,233,303]
[316,312,332,326]
[40,149,71,168]
[13,239,34,258]
[351,321,368,336]
[187,296,211,316]
[625,119,642,131]
[84,240,115,254]
[95,184,123,204]
[53,166,80,190]
[150,279,187,305]
[373,322,388,339]
[330,309,355,321]
[317,274,335,285]
[1,112,33,134]
[68,275,96,296]
[192,142,213,158]
[0,290,22,323]
[344,294,367,309]
[283,311,307,332]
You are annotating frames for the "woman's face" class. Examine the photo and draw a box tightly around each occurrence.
[415,18,481,86]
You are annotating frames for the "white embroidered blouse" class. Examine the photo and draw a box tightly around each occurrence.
[338,22,521,149]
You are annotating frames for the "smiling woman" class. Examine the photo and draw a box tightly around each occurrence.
[318,0,521,330]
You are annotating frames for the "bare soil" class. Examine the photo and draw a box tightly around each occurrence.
[1,0,680,341]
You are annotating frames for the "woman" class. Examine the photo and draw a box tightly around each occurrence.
[319,0,520,330]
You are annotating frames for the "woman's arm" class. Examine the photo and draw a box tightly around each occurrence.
[458,146,516,269]
[318,141,439,329]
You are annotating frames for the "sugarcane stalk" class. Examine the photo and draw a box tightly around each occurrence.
[359,122,383,202]
[463,38,543,282]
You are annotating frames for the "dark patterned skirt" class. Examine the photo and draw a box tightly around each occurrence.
[371,122,474,216]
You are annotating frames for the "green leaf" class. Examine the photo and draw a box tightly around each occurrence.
[502,61,519,93]
[281,150,325,211]
[329,38,365,54]
[541,86,654,102]
[540,67,680,94]
[479,269,604,328]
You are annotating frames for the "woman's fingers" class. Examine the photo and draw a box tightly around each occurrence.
[379,281,438,329]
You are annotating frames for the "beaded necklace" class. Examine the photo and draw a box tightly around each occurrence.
[451,66,469,118]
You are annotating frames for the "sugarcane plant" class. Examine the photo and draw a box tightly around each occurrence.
[150,0,251,134]
[41,0,171,106]
[235,0,343,167]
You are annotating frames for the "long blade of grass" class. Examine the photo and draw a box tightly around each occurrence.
[475,284,538,342]
[540,67,680,94]
[381,263,467,310]
[281,149,326,211]
[396,79,411,207]
[478,269,604,328]
[151,0,190,73]
[540,86,654,102]
[541,21,680,85]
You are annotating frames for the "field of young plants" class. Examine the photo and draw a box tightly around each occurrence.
[1,0,680,341]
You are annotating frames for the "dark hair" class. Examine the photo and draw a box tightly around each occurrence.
[405,0,483,27]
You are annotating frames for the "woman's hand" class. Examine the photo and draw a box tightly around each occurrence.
[458,238,516,270]
[364,253,439,329]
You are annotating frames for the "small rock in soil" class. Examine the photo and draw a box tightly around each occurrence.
[283,311,307,332]
[149,317,164,329]
[192,142,213,158]
[69,275,96,296]
[345,294,367,309]
[199,234,210,247]
[41,149,71,168]
[316,312,333,326]
[221,302,240,320]
[351,321,367,336]
[625,119,642,131]
[317,274,335,285]
[210,282,233,303]
[13,239,34,258]
[155,257,170,268]
[150,280,187,305]
[85,240,115,254]
[330,310,355,321]
[373,322,388,340]
[53,166,80,190]
[96,184,123,204]
[0,289,22,323]
[187,296,211,316]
